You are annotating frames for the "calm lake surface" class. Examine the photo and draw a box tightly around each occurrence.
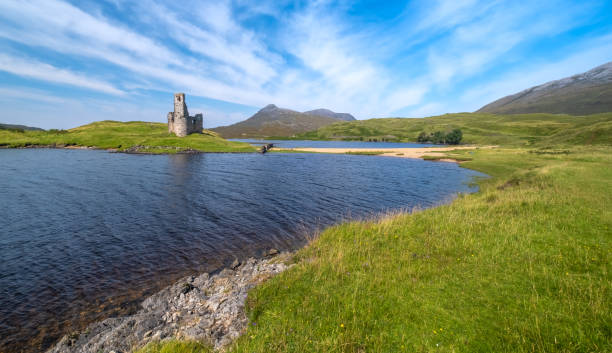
[229,139,441,148]
[0,148,485,352]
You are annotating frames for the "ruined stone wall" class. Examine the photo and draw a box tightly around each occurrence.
[168,93,203,137]
[174,93,188,118]
[193,114,203,133]
[167,112,174,134]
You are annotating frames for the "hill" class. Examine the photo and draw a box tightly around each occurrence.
[296,112,612,146]
[211,104,355,138]
[0,123,44,131]
[303,109,355,121]
[477,62,612,115]
[0,121,255,153]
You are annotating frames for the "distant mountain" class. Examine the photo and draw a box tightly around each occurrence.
[211,104,355,138]
[303,108,355,121]
[0,123,44,131]
[478,62,612,115]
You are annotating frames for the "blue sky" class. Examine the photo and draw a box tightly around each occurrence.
[0,0,611,129]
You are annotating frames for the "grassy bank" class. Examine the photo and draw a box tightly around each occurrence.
[0,121,256,153]
[138,144,611,353]
[295,112,612,146]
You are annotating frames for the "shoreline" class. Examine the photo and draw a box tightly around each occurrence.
[29,145,610,351]
[47,252,293,353]
[41,159,483,352]
[0,144,254,155]
[1,144,495,160]
[273,145,496,162]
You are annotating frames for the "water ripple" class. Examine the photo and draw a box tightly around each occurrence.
[0,149,485,353]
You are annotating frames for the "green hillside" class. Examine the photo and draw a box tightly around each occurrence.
[477,62,612,115]
[0,121,255,153]
[296,112,612,146]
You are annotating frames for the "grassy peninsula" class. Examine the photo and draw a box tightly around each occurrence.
[137,114,611,352]
[0,121,255,153]
[296,112,612,146]
[230,146,610,353]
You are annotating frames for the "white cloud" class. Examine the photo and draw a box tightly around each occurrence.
[0,0,608,128]
[460,35,612,111]
[0,87,68,105]
[0,53,124,95]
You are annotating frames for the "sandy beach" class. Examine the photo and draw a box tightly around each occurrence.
[277,145,495,162]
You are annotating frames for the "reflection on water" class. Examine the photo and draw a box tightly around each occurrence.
[0,149,485,352]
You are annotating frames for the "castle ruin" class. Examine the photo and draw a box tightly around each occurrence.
[167,93,203,137]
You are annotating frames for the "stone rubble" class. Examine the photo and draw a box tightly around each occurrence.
[47,254,292,353]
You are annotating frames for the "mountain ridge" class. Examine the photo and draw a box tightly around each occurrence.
[0,123,44,131]
[211,104,355,138]
[477,62,612,115]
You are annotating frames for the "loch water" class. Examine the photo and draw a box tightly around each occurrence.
[0,148,485,352]
[229,139,442,149]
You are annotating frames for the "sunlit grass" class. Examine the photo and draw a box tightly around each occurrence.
[228,146,611,353]
[0,121,255,153]
[131,146,610,353]
[135,340,211,353]
[296,112,612,146]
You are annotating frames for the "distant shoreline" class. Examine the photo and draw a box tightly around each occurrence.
[0,144,251,155]
[271,145,495,163]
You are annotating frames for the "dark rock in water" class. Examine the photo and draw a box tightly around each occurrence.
[259,143,274,153]
[46,255,292,353]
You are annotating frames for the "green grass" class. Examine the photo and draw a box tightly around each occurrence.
[421,154,473,162]
[295,112,612,146]
[228,146,611,353]
[0,121,256,153]
[139,145,611,353]
[135,340,211,353]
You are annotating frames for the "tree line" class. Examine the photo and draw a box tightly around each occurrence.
[417,129,463,144]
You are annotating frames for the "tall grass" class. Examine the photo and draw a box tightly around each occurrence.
[135,340,211,353]
[141,146,610,352]
[230,146,611,352]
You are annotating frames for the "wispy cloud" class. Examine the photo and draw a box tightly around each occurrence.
[0,53,124,95]
[0,0,609,128]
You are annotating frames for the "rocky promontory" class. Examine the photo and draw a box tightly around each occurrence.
[47,253,292,353]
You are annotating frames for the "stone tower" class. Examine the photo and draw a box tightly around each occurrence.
[167,93,203,137]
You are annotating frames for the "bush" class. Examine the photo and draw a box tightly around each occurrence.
[415,129,462,144]
[417,131,428,143]
[445,128,463,144]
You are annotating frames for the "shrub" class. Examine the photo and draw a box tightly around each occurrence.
[417,131,428,142]
[416,129,463,144]
[445,128,463,144]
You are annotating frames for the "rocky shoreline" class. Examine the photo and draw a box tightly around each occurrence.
[1,144,203,154]
[47,252,292,353]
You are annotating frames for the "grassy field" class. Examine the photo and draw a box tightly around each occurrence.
[138,142,611,352]
[0,121,256,153]
[295,112,612,146]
